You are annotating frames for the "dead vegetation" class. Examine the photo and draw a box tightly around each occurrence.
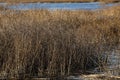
[81,74,120,80]
[0,6,120,79]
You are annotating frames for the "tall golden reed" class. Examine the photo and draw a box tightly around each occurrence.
[0,6,120,79]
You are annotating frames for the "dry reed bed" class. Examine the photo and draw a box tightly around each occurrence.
[0,0,119,3]
[0,6,120,79]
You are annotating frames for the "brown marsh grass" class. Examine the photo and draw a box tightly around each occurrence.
[0,0,119,3]
[0,6,120,79]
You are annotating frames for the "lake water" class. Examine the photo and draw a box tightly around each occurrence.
[0,2,119,10]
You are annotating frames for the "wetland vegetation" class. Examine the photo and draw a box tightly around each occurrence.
[0,1,120,80]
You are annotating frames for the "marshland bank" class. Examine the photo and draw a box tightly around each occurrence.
[0,0,119,3]
[0,2,120,80]
[0,6,120,79]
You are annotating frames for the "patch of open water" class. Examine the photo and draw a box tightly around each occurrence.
[0,2,119,10]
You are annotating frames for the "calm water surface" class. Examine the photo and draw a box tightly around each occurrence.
[0,2,119,10]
